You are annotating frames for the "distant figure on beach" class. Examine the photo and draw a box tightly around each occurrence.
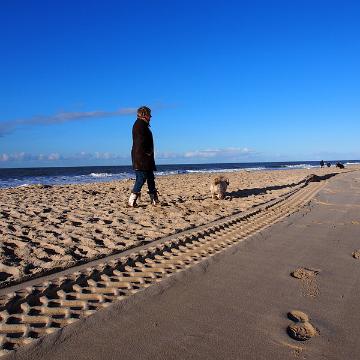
[336,162,345,169]
[128,106,160,207]
[327,162,331,167]
[320,160,324,168]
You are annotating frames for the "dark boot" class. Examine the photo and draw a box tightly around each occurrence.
[149,190,160,205]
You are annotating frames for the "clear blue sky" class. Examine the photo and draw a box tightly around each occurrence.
[1,0,359,168]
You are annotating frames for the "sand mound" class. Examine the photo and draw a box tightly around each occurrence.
[287,309,317,341]
[287,322,317,341]
[288,310,309,323]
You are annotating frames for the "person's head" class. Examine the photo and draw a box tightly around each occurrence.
[137,106,152,122]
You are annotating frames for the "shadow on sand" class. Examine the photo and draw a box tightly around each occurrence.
[227,172,338,199]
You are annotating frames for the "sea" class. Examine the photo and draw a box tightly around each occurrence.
[0,160,359,189]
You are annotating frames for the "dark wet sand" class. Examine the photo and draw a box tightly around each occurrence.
[5,171,360,360]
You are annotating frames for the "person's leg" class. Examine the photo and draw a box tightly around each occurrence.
[132,171,146,193]
[146,171,156,194]
[146,171,159,205]
[129,171,146,207]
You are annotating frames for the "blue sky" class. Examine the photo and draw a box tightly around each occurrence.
[1,0,359,168]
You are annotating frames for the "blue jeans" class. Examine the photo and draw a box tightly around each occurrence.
[132,170,156,194]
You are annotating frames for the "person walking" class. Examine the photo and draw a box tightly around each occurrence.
[128,106,159,207]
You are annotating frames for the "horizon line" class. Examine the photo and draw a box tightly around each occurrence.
[0,159,358,170]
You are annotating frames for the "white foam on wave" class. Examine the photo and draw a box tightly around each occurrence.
[17,183,30,188]
[345,162,360,165]
[243,167,267,171]
[156,165,319,176]
[155,170,187,176]
[7,183,33,189]
[283,164,318,169]
[88,172,133,180]
[90,172,114,178]
[156,167,267,176]
[187,168,247,174]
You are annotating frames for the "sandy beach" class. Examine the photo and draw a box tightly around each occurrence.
[1,166,356,287]
[3,1,360,358]
[1,168,359,360]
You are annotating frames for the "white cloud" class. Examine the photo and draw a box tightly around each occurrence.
[0,151,129,163]
[48,153,60,161]
[155,151,181,159]
[155,147,258,163]
[0,107,137,137]
[0,153,9,161]
[0,147,258,164]
[0,152,28,161]
[94,152,119,160]
[183,147,255,159]
[0,102,174,137]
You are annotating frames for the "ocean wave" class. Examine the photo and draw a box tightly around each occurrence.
[156,167,269,175]
[281,164,318,169]
[88,172,133,180]
[243,167,267,171]
[2,160,359,189]
[90,172,114,177]
[156,168,261,177]
[187,168,249,174]
[16,183,31,188]
[155,170,188,176]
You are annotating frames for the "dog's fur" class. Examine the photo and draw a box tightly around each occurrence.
[210,176,229,200]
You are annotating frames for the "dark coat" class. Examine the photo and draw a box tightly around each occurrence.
[131,118,156,171]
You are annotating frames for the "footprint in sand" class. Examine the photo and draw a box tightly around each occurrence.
[287,321,318,341]
[287,310,318,341]
[291,267,320,280]
[287,310,309,323]
[0,271,12,281]
[291,267,320,298]
[352,250,360,259]
[0,264,20,281]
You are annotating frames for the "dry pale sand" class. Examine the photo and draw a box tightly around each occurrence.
[0,166,357,286]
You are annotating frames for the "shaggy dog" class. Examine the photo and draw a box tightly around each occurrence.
[210,176,229,199]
